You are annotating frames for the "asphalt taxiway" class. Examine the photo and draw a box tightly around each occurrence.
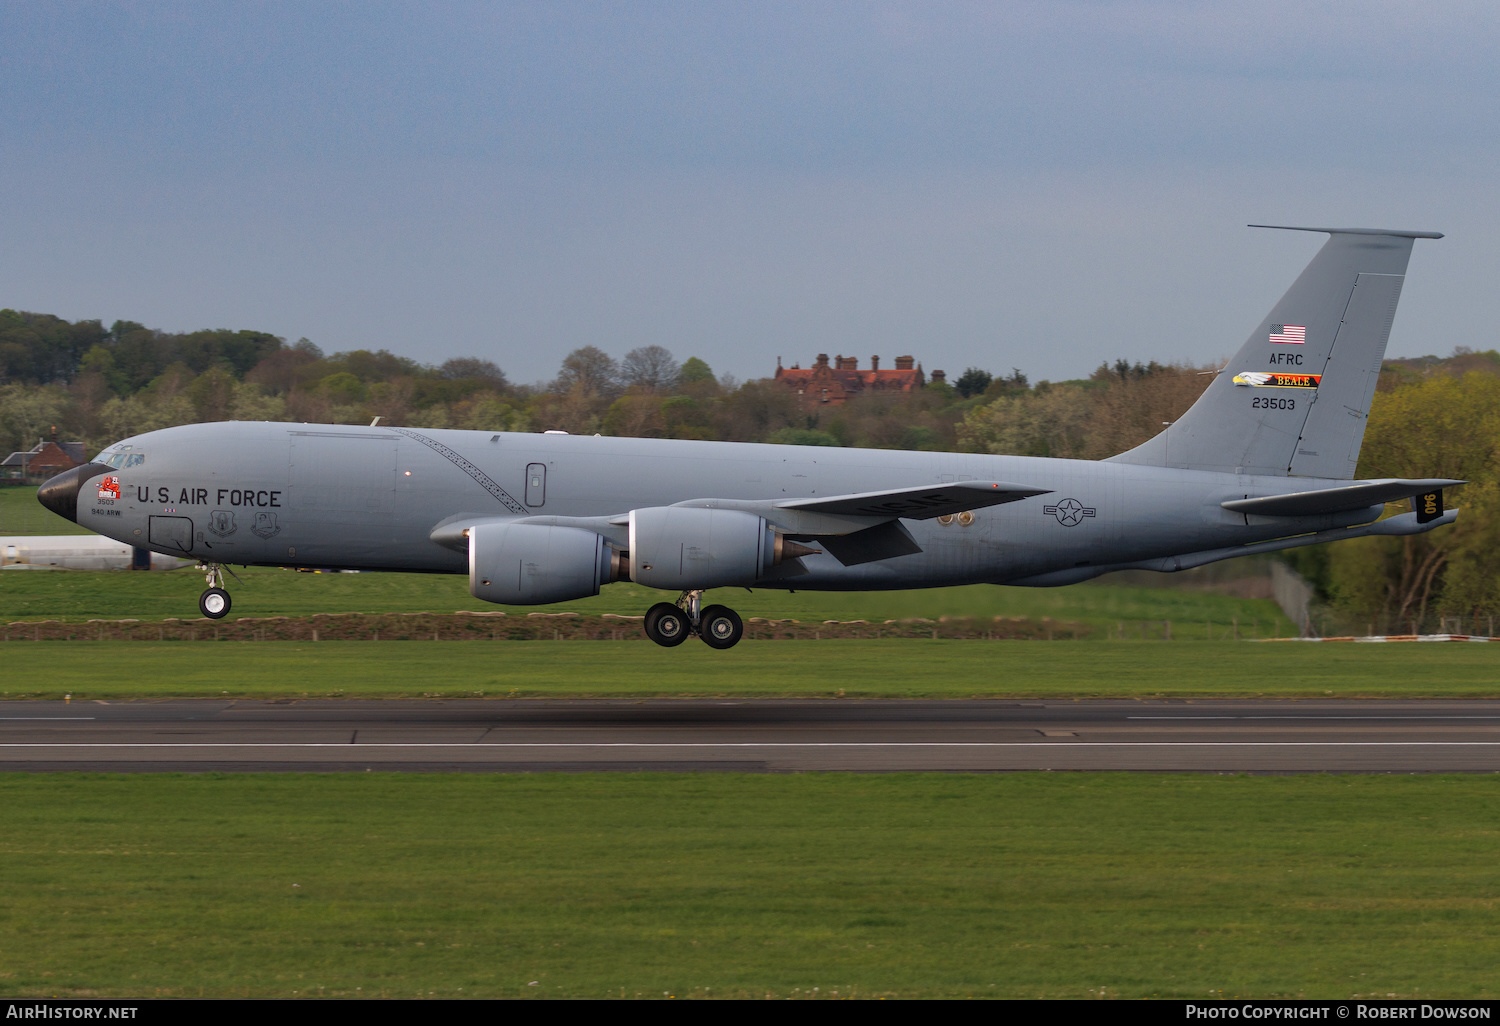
[3,698,1500,772]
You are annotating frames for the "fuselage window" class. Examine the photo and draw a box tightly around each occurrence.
[525,464,546,507]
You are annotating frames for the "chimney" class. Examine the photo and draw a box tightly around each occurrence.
[871,355,880,371]
[895,355,915,370]
[816,353,830,367]
[930,369,946,384]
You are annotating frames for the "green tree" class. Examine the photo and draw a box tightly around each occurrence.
[317,372,366,405]
[1323,372,1500,629]
[954,367,993,398]
[602,391,667,438]
[0,383,72,454]
[677,357,717,388]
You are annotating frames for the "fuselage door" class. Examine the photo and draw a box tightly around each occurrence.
[525,464,546,507]
[149,515,194,554]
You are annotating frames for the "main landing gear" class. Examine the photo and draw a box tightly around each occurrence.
[643,590,744,650]
[196,563,232,619]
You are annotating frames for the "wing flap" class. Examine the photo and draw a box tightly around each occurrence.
[817,521,923,566]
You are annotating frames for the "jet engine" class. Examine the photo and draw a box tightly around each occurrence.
[628,506,815,590]
[469,522,624,604]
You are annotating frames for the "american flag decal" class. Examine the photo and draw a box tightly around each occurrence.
[1269,324,1306,344]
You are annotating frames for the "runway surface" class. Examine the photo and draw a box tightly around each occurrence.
[4,698,1500,772]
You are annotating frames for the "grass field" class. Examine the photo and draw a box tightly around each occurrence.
[7,483,1492,1003]
[1,640,1495,700]
[0,567,1297,638]
[0,484,92,536]
[2,772,1498,999]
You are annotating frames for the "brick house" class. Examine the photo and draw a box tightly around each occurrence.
[2,440,85,480]
[774,354,942,410]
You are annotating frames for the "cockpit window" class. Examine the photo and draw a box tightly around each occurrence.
[100,452,145,469]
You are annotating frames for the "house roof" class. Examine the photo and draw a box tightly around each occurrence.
[774,353,925,406]
[2,441,84,471]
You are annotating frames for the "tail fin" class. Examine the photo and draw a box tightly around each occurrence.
[1108,226,1441,479]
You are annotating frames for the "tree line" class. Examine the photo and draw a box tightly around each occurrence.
[3,308,1498,626]
[8,309,1205,456]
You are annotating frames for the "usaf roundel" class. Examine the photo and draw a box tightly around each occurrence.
[1043,497,1097,527]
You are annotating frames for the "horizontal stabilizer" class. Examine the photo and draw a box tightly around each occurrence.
[1221,478,1465,517]
[1248,225,1444,239]
[777,482,1048,520]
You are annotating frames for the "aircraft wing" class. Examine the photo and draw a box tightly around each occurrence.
[775,482,1049,519]
[1221,478,1465,517]
[430,482,1049,568]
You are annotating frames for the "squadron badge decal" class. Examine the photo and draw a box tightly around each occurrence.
[97,476,120,500]
[250,511,281,539]
[208,510,237,538]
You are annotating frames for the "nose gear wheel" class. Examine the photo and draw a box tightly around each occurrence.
[199,587,231,619]
[194,563,235,619]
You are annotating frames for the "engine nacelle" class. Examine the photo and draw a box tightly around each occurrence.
[469,522,620,605]
[629,506,775,591]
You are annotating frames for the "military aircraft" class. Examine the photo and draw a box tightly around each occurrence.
[38,226,1459,648]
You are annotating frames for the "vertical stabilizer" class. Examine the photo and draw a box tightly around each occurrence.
[1107,226,1441,479]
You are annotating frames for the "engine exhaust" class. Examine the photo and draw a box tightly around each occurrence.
[774,535,822,564]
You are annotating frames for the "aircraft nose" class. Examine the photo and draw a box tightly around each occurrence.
[37,462,114,523]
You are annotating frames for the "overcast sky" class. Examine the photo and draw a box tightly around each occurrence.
[3,1,1496,385]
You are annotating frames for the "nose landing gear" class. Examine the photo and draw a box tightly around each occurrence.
[196,563,232,620]
[642,591,745,649]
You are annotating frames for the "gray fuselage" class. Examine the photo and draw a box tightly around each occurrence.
[76,421,1374,591]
